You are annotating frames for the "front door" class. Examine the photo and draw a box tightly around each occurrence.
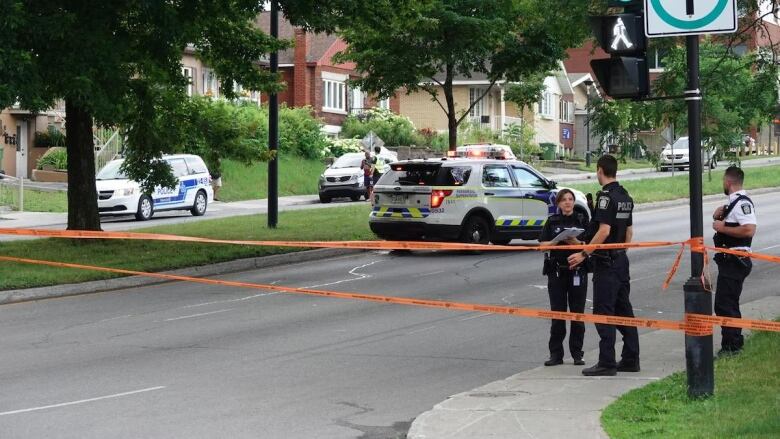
[511,166,554,230]
[482,164,521,231]
[15,121,28,179]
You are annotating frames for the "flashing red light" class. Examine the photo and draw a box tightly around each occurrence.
[430,189,453,208]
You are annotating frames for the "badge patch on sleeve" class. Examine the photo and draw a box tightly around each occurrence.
[741,204,752,215]
[597,196,610,210]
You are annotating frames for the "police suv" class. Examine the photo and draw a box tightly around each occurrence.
[96,154,214,221]
[369,152,589,244]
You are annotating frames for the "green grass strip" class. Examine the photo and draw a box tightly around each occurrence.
[566,165,780,204]
[602,322,780,438]
[0,204,373,290]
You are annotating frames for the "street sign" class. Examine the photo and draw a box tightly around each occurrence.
[361,131,384,150]
[645,0,737,37]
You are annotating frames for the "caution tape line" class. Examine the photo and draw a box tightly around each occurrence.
[1,254,778,335]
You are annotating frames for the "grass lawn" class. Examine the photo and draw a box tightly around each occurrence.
[219,156,326,202]
[0,186,68,213]
[566,165,780,204]
[602,322,780,438]
[577,159,653,172]
[0,204,373,290]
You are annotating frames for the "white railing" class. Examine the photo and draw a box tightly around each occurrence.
[94,128,123,173]
[0,173,24,212]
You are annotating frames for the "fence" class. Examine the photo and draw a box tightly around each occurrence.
[0,173,24,213]
[94,128,123,173]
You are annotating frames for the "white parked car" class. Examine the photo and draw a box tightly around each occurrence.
[660,137,717,171]
[318,149,398,203]
[96,154,214,221]
[369,156,589,244]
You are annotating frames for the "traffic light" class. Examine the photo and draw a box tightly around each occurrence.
[590,6,649,99]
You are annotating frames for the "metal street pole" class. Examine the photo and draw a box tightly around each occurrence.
[584,80,593,168]
[683,34,714,398]
[268,0,279,228]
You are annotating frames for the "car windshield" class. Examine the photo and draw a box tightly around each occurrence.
[96,160,128,180]
[332,155,364,169]
[378,164,471,186]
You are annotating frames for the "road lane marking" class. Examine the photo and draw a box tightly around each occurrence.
[758,244,780,251]
[182,292,278,309]
[303,260,379,288]
[407,325,437,335]
[0,386,166,416]
[164,308,233,321]
[460,313,493,321]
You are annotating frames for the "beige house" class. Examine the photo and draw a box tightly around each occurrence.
[397,63,578,156]
[0,103,66,179]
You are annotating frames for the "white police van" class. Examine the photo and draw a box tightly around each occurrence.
[96,154,214,221]
[369,153,589,244]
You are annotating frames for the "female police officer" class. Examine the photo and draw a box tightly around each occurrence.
[538,189,589,366]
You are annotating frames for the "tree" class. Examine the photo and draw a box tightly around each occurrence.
[504,73,547,126]
[0,1,352,231]
[334,0,590,150]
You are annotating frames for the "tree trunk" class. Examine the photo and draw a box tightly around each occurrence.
[65,100,102,231]
[444,65,458,151]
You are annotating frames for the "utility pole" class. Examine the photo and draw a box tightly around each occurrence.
[683,33,714,398]
[584,80,593,168]
[268,0,279,228]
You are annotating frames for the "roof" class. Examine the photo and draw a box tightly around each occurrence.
[254,12,340,65]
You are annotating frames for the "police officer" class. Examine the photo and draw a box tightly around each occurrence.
[567,155,639,376]
[712,166,756,356]
[538,188,589,366]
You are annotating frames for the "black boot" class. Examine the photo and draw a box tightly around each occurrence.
[544,357,564,366]
[616,359,640,372]
[582,364,616,376]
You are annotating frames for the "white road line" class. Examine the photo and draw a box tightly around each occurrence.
[460,313,493,321]
[182,292,278,309]
[415,270,446,278]
[0,386,166,416]
[407,325,437,335]
[303,260,380,288]
[529,285,547,290]
[164,309,233,321]
[758,244,780,251]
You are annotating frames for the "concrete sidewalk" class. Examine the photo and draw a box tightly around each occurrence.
[407,295,780,439]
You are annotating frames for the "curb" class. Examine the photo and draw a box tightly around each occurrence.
[0,247,364,305]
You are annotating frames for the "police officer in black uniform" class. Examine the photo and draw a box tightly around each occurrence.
[712,166,756,356]
[538,188,589,366]
[568,155,639,376]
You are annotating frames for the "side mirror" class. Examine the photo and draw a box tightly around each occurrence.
[547,180,557,189]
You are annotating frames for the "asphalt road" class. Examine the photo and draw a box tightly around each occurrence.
[1,193,780,438]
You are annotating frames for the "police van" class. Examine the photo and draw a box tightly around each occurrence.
[369,154,589,244]
[96,154,214,221]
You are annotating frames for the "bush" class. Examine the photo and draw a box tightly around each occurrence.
[36,147,67,170]
[341,108,419,146]
[322,138,363,158]
[279,106,330,159]
[34,126,66,148]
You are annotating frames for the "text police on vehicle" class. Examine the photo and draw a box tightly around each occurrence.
[369,154,589,244]
[96,154,214,221]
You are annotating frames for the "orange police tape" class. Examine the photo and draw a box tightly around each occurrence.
[2,228,780,334]
[0,254,711,336]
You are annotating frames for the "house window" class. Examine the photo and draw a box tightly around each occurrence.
[649,48,668,70]
[182,67,194,96]
[202,69,219,97]
[323,79,346,112]
[538,91,554,119]
[378,97,390,110]
[469,87,487,117]
[559,100,574,123]
[351,87,364,113]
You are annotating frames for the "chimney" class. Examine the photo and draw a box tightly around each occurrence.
[293,28,310,107]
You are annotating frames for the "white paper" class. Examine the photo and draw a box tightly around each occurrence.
[550,227,585,244]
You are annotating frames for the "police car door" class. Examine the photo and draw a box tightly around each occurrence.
[153,158,188,209]
[482,164,519,230]
[511,166,554,231]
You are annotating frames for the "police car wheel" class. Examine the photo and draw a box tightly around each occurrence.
[191,190,207,216]
[461,215,490,245]
[319,194,331,203]
[491,238,512,245]
[350,195,360,202]
[135,195,154,221]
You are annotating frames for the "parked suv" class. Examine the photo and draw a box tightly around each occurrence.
[96,154,214,221]
[318,149,398,203]
[369,157,589,244]
[660,137,717,171]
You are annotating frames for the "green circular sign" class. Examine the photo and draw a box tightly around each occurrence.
[650,0,729,30]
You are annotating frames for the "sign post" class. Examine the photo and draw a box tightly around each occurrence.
[645,0,738,398]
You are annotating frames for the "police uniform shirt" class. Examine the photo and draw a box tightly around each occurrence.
[592,182,633,245]
[539,213,588,261]
[723,190,757,252]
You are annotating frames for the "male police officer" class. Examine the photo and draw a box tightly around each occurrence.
[567,155,639,376]
[712,166,756,356]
